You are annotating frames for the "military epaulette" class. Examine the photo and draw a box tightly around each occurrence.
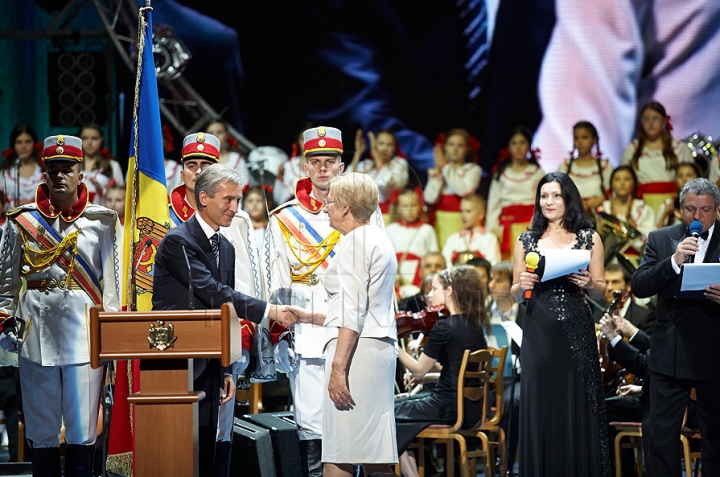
[268,199,300,217]
[7,205,35,217]
[83,204,120,217]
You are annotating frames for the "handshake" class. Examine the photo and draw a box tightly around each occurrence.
[268,304,327,327]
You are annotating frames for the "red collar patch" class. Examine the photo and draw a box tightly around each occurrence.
[35,182,89,222]
[294,178,323,215]
[170,184,195,221]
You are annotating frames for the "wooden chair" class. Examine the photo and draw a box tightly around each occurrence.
[610,387,702,477]
[413,349,494,477]
[480,345,508,477]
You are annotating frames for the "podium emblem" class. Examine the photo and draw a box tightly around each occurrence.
[148,320,177,351]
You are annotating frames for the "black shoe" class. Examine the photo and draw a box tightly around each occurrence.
[64,444,95,477]
[31,447,61,477]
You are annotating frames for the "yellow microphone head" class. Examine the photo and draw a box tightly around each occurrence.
[525,251,540,269]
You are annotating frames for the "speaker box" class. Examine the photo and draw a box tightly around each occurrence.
[47,51,107,127]
[0,463,32,476]
[230,418,276,477]
[242,412,303,477]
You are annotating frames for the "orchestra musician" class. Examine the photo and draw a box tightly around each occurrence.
[592,263,655,336]
[394,266,489,477]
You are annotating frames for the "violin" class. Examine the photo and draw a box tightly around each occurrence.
[395,305,448,339]
[597,290,634,396]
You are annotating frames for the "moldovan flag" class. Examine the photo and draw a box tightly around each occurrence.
[107,6,170,475]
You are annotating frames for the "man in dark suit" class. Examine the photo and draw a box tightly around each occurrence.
[153,163,297,477]
[632,178,720,476]
[593,263,655,336]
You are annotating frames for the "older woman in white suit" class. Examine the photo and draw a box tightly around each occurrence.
[291,172,398,477]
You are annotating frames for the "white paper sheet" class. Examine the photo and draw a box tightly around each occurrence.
[542,249,591,281]
[500,320,523,347]
[680,263,720,291]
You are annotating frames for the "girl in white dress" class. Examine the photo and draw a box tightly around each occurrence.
[486,127,545,259]
[78,123,125,204]
[423,128,482,248]
[621,101,693,215]
[557,121,611,214]
[350,129,409,225]
[0,124,44,209]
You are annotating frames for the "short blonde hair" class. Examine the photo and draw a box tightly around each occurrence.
[461,194,486,211]
[329,172,378,223]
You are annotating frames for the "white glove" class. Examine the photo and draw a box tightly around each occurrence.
[230,349,251,376]
[0,331,19,352]
[273,340,297,374]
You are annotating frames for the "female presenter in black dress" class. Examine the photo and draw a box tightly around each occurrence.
[511,172,610,477]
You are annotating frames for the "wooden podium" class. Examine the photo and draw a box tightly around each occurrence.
[90,303,242,477]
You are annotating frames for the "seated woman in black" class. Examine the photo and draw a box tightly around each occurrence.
[395,265,489,477]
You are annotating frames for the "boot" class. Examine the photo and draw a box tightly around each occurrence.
[64,444,95,477]
[31,447,61,477]
[304,439,323,477]
[211,440,232,477]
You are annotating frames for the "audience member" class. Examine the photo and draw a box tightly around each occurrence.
[442,194,500,266]
[486,126,544,259]
[423,129,482,248]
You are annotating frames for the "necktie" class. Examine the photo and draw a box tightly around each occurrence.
[210,233,220,268]
[457,0,488,109]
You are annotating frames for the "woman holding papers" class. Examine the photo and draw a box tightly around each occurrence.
[511,172,610,477]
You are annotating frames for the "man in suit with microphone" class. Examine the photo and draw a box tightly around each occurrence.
[632,177,720,476]
[153,163,298,477]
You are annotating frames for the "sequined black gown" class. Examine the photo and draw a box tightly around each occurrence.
[518,230,610,477]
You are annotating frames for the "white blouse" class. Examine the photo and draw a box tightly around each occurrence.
[557,158,612,198]
[621,138,694,185]
[0,162,44,208]
[352,157,409,204]
[486,164,545,233]
[324,224,398,343]
[423,162,482,205]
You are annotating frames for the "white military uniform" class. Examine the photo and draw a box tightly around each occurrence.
[0,182,122,447]
[268,178,337,440]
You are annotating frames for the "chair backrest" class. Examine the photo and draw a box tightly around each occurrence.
[451,348,493,432]
[488,323,514,378]
[484,346,508,427]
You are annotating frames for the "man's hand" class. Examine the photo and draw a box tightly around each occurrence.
[0,331,19,352]
[673,237,700,266]
[599,313,619,340]
[269,304,298,327]
[283,304,327,326]
[617,384,643,398]
[220,374,236,405]
[704,284,720,305]
[613,314,639,338]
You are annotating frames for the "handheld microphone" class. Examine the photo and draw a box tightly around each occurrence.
[131,239,153,311]
[688,220,703,263]
[182,245,194,310]
[524,252,540,300]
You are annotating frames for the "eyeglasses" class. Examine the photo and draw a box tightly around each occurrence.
[442,268,453,286]
[323,199,335,206]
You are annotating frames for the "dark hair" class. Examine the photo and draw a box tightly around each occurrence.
[631,101,677,171]
[605,262,630,284]
[676,162,702,185]
[609,165,638,198]
[3,124,39,169]
[465,257,491,278]
[567,121,605,196]
[78,123,113,178]
[494,126,540,181]
[527,172,593,238]
[436,265,490,334]
[243,186,273,218]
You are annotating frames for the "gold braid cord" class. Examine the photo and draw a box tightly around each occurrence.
[17,227,80,289]
[276,220,341,280]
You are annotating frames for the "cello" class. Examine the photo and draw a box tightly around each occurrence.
[597,290,634,396]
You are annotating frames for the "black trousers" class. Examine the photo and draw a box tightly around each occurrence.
[643,371,720,477]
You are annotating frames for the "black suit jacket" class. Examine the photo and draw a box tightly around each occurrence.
[152,215,267,322]
[632,221,720,380]
[608,329,651,378]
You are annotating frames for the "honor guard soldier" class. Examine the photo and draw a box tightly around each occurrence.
[169,132,220,226]
[0,135,122,477]
[267,126,346,477]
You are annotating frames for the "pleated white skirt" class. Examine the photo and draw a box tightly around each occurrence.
[322,337,398,464]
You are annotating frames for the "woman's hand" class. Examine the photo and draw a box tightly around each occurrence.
[518,271,540,292]
[328,364,353,408]
[283,305,326,326]
[569,269,593,289]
